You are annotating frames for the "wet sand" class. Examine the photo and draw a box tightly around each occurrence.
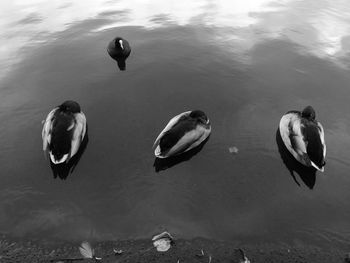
[0,234,345,263]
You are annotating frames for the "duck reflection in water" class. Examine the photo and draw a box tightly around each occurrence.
[50,132,89,180]
[107,37,131,71]
[153,136,209,172]
[276,128,316,189]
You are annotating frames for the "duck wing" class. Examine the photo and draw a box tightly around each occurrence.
[280,112,310,165]
[49,112,76,163]
[70,112,87,158]
[289,119,308,156]
[164,124,210,157]
[158,118,199,155]
[301,120,325,170]
[153,111,191,149]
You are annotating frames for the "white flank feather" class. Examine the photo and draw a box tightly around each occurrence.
[42,108,58,151]
[79,241,94,258]
[70,112,86,158]
[318,122,326,158]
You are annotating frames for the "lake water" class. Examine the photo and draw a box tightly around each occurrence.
[1,0,350,248]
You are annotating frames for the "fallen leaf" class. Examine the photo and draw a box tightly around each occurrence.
[113,248,123,255]
[229,146,239,154]
[79,242,94,259]
[152,231,173,252]
[153,238,172,252]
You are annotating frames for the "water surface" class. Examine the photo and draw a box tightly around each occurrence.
[1,0,350,248]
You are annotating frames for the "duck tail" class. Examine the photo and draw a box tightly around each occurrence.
[49,152,69,164]
[311,161,325,172]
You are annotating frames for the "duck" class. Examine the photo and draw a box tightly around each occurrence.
[42,100,87,164]
[107,37,131,60]
[153,110,211,158]
[279,106,326,172]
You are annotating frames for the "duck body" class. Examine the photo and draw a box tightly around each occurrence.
[107,37,131,60]
[153,110,211,158]
[279,106,326,172]
[42,101,87,164]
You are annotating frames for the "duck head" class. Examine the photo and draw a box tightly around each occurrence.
[115,37,124,50]
[190,110,209,124]
[302,106,316,121]
[59,100,81,113]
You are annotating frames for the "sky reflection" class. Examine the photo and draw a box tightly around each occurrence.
[1,0,350,79]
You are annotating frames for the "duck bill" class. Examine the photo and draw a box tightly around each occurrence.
[311,161,324,172]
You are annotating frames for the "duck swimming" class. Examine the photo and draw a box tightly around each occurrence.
[42,100,87,164]
[107,37,131,70]
[153,110,211,158]
[279,106,326,172]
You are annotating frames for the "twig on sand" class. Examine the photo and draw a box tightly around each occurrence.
[236,248,250,263]
[196,249,205,257]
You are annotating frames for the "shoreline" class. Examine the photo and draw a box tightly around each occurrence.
[0,234,346,262]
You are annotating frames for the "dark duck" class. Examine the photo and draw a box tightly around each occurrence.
[153,110,211,158]
[107,37,131,70]
[279,106,326,172]
[42,101,87,164]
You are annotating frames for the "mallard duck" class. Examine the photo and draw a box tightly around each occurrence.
[42,100,87,164]
[279,106,326,172]
[153,110,211,158]
[107,37,131,60]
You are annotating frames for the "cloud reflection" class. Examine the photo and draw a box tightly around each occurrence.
[1,0,350,80]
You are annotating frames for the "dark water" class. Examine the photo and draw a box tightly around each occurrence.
[1,0,350,248]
